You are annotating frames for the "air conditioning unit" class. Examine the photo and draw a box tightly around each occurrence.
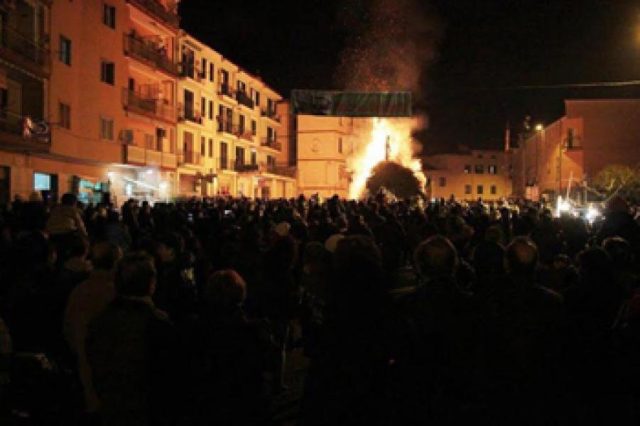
[120,129,134,144]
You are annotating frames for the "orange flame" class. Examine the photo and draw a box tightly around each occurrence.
[348,118,425,199]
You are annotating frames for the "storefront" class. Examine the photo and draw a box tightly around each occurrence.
[33,171,58,202]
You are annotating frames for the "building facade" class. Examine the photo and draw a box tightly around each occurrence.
[425,149,513,201]
[511,99,640,200]
[176,32,295,200]
[0,0,295,204]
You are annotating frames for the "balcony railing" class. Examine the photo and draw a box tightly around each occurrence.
[219,83,234,98]
[124,33,178,76]
[123,89,176,122]
[179,105,203,124]
[178,151,203,166]
[216,116,235,134]
[125,145,177,169]
[236,91,254,109]
[261,108,279,122]
[238,130,255,142]
[0,25,50,76]
[264,162,296,178]
[0,110,50,152]
[127,0,179,28]
[261,138,282,151]
[235,162,259,173]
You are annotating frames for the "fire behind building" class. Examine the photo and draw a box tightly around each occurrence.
[282,90,424,199]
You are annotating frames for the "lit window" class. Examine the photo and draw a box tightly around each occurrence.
[34,172,51,190]
[103,4,116,29]
[100,117,114,140]
[464,165,472,174]
[100,61,115,85]
[488,165,497,174]
[475,164,484,174]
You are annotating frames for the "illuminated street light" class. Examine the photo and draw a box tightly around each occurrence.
[535,123,544,132]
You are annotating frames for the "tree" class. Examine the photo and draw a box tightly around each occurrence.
[366,161,422,199]
[593,164,640,201]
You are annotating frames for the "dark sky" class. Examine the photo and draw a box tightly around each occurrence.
[180,0,640,153]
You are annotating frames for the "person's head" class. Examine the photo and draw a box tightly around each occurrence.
[303,241,329,274]
[67,233,90,259]
[155,232,183,263]
[91,241,123,271]
[414,235,459,279]
[61,193,78,207]
[577,246,613,280]
[203,269,246,310]
[472,241,505,277]
[603,236,632,268]
[114,252,156,297]
[505,237,539,275]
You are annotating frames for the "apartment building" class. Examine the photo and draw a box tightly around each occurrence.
[176,32,295,199]
[425,149,513,201]
[0,0,51,203]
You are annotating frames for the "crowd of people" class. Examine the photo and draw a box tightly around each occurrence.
[1,190,640,425]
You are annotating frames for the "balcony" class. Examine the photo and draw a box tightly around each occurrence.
[235,162,259,173]
[0,110,50,153]
[178,151,203,167]
[180,62,204,81]
[261,138,282,151]
[216,116,236,135]
[218,83,236,102]
[124,145,177,169]
[0,25,50,77]
[238,130,255,142]
[179,105,203,125]
[124,33,179,76]
[127,0,179,29]
[264,163,296,178]
[123,89,176,123]
[261,108,280,123]
[236,91,254,109]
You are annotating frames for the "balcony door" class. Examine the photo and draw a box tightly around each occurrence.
[184,89,194,119]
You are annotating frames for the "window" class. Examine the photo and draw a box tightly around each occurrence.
[209,63,214,82]
[208,100,213,120]
[438,177,446,187]
[59,36,71,65]
[477,185,484,195]
[156,128,165,150]
[235,146,245,166]
[201,136,206,156]
[254,91,260,107]
[208,139,213,158]
[239,114,245,134]
[338,137,343,154]
[490,185,497,195]
[267,126,275,142]
[464,184,472,195]
[488,165,497,174]
[100,117,114,140]
[220,142,228,169]
[251,150,257,165]
[34,172,51,191]
[182,48,195,79]
[100,61,115,85]
[267,155,276,168]
[184,89,194,118]
[237,80,246,94]
[200,58,207,79]
[59,103,71,129]
[464,164,472,174]
[201,97,206,117]
[103,4,116,29]
[475,164,484,174]
[251,120,257,136]
[144,134,154,149]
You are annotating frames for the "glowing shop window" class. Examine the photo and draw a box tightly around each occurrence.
[34,173,51,190]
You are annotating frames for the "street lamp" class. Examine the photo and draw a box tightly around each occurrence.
[535,123,544,132]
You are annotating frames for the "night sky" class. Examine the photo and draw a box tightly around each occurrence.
[180,0,640,153]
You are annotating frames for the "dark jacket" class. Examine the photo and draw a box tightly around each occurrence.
[86,297,181,426]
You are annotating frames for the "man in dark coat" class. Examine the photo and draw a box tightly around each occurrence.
[86,252,181,426]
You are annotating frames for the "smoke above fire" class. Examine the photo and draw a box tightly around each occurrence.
[335,0,440,198]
